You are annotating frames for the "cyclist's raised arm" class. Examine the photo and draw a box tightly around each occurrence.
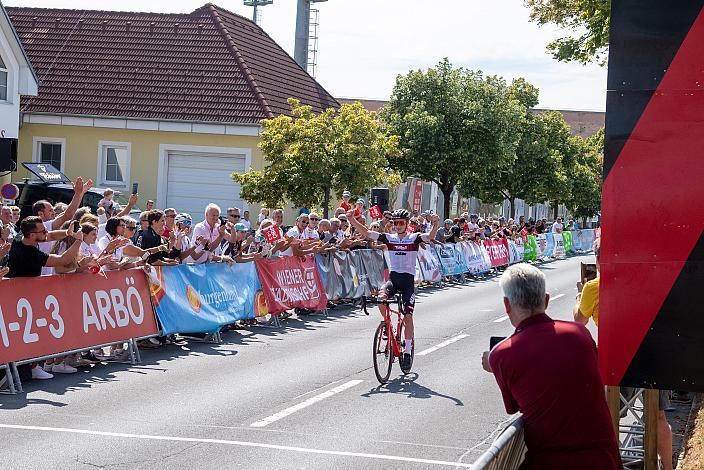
[346,209,370,238]
[422,214,441,242]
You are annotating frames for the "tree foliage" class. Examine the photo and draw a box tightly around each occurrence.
[382,59,524,219]
[459,78,578,219]
[233,99,400,217]
[566,127,603,219]
[525,0,611,65]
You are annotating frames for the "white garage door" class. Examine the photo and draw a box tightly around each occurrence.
[166,152,246,219]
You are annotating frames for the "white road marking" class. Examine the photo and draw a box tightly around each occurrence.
[250,380,363,428]
[0,423,472,468]
[551,293,566,300]
[493,316,509,323]
[416,334,469,357]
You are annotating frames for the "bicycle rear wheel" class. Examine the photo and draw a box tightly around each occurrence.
[373,321,393,384]
[398,320,415,374]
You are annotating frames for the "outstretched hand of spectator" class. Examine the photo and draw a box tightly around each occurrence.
[128,193,138,207]
[72,176,94,196]
[0,266,8,278]
[0,240,11,258]
[68,222,84,241]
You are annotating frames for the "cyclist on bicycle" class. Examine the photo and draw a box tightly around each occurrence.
[347,208,439,371]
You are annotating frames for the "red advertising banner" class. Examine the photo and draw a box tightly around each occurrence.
[0,269,158,364]
[484,238,510,267]
[255,256,328,315]
[412,179,423,212]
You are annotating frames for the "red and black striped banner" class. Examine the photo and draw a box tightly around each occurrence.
[601,0,704,391]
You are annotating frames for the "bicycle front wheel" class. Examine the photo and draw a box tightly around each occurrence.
[373,321,393,384]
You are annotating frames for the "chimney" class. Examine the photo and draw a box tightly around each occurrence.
[150,22,155,34]
[126,21,131,32]
[174,23,179,34]
[198,24,204,35]
[102,20,107,32]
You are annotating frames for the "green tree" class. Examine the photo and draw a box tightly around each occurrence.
[566,128,603,220]
[462,104,577,219]
[382,59,524,219]
[233,99,400,218]
[525,0,610,65]
[459,78,540,218]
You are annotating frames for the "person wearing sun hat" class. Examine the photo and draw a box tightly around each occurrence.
[339,190,353,212]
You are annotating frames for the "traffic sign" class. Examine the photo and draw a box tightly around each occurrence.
[1,183,19,200]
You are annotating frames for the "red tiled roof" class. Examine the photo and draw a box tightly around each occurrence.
[336,98,387,113]
[6,3,339,124]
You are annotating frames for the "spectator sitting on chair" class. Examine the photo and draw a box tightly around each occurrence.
[482,263,621,469]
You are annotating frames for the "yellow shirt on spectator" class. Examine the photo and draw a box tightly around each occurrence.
[579,277,600,326]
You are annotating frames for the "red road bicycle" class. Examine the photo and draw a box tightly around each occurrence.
[361,295,415,384]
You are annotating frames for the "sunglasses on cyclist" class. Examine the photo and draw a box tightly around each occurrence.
[392,220,407,226]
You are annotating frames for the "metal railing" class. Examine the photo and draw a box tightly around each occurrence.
[472,415,526,469]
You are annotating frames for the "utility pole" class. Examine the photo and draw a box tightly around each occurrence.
[294,0,327,73]
[243,0,273,25]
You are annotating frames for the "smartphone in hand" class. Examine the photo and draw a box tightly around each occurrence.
[132,182,139,195]
[490,336,506,350]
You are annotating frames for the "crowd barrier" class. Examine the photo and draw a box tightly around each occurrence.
[0,229,597,393]
[472,415,527,469]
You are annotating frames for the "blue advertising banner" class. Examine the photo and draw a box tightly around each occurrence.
[147,263,261,335]
[544,233,555,258]
[435,243,469,276]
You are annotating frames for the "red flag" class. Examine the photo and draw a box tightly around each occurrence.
[369,205,382,219]
[262,225,282,243]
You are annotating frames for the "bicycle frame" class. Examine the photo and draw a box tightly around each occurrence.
[363,296,405,358]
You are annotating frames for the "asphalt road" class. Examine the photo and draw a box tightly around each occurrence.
[0,254,596,469]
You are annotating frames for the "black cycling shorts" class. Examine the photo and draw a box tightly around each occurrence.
[381,272,416,315]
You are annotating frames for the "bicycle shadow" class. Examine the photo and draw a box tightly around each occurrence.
[360,373,464,406]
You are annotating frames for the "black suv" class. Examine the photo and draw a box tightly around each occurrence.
[17,181,140,221]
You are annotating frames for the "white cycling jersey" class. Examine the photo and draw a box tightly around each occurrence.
[368,231,430,275]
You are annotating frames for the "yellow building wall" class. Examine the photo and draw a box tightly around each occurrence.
[14,123,267,218]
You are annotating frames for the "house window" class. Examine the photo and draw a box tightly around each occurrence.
[32,137,66,171]
[40,143,62,169]
[0,55,7,101]
[98,141,131,187]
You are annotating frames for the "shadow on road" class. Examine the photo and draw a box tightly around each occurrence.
[360,373,464,406]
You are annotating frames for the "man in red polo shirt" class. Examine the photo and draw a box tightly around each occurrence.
[482,263,621,469]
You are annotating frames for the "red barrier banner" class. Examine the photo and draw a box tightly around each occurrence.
[0,269,158,364]
[256,256,328,315]
[484,238,510,267]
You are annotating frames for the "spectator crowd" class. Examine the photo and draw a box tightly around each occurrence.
[0,175,576,387]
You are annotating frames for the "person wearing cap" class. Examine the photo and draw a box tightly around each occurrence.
[436,219,454,243]
[174,213,205,264]
[339,190,353,212]
[353,198,365,223]
[468,214,480,234]
[223,223,262,262]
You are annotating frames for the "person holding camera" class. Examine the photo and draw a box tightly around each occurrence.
[482,263,621,469]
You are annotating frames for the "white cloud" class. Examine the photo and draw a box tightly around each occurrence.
[9,0,607,110]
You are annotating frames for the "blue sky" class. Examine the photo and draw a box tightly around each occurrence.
[8,0,608,111]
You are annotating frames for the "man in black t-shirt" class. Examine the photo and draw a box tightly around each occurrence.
[7,216,85,278]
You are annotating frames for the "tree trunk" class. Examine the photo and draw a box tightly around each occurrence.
[552,200,559,220]
[441,184,453,220]
[323,186,331,219]
[509,197,516,219]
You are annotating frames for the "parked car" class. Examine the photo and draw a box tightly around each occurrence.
[16,180,140,221]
